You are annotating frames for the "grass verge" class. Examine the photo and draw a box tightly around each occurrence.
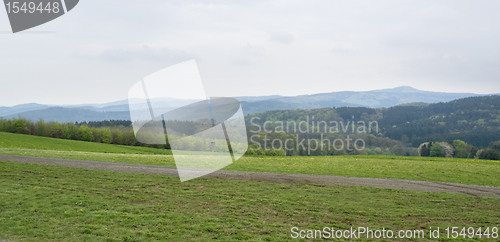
[1,161,499,241]
[1,132,499,187]
[1,148,499,187]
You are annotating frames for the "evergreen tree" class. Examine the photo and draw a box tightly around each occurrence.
[420,143,430,157]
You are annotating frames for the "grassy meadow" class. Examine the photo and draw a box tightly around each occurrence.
[0,131,172,155]
[1,132,500,241]
[1,162,499,241]
[1,132,499,187]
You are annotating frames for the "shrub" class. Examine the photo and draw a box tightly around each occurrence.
[101,128,112,144]
[430,143,445,157]
[452,140,468,158]
[254,149,265,156]
[13,118,30,134]
[245,148,257,156]
[79,125,94,142]
[478,148,500,160]
[419,142,432,157]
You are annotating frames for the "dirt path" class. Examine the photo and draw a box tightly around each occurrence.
[2,154,500,198]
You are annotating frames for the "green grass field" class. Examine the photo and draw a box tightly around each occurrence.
[1,132,499,187]
[1,132,500,241]
[1,162,499,241]
[0,132,172,155]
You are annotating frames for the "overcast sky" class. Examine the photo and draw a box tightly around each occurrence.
[1,0,499,106]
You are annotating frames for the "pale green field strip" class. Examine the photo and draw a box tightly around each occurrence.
[1,147,499,187]
[2,154,500,198]
[1,132,499,187]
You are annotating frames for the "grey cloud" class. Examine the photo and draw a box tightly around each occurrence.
[229,44,266,65]
[396,54,500,86]
[268,31,294,44]
[100,45,196,63]
[330,47,355,55]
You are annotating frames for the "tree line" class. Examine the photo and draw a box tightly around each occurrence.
[2,114,498,159]
[419,139,500,160]
[0,117,281,155]
[0,117,142,147]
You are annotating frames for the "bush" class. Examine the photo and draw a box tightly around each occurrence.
[35,119,47,137]
[468,146,479,158]
[405,147,419,156]
[390,144,405,156]
[419,142,432,157]
[266,149,278,156]
[430,143,445,157]
[101,128,112,144]
[254,149,265,156]
[452,140,468,158]
[79,125,94,142]
[478,148,500,160]
[13,118,30,134]
[51,122,63,138]
[111,129,124,145]
[245,148,257,156]
[276,149,286,156]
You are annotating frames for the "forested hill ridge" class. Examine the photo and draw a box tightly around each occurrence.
[380,95,500,147]
[246,95,500,147]
[1,86,486,121]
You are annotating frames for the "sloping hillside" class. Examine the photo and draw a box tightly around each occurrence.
[246,95,500,147]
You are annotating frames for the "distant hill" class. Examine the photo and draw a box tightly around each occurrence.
[0,103,50,117]
[239,86,481,114]
[234,95,282,102]
[395,102,430,107]
[240,99,362,114]
[0,86,489,122]
[3,107,131,123]
[380,95,500,147]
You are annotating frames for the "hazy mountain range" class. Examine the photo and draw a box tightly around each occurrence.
[0,86,489,123]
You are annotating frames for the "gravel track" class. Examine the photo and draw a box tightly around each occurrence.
[1,154,500,198]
